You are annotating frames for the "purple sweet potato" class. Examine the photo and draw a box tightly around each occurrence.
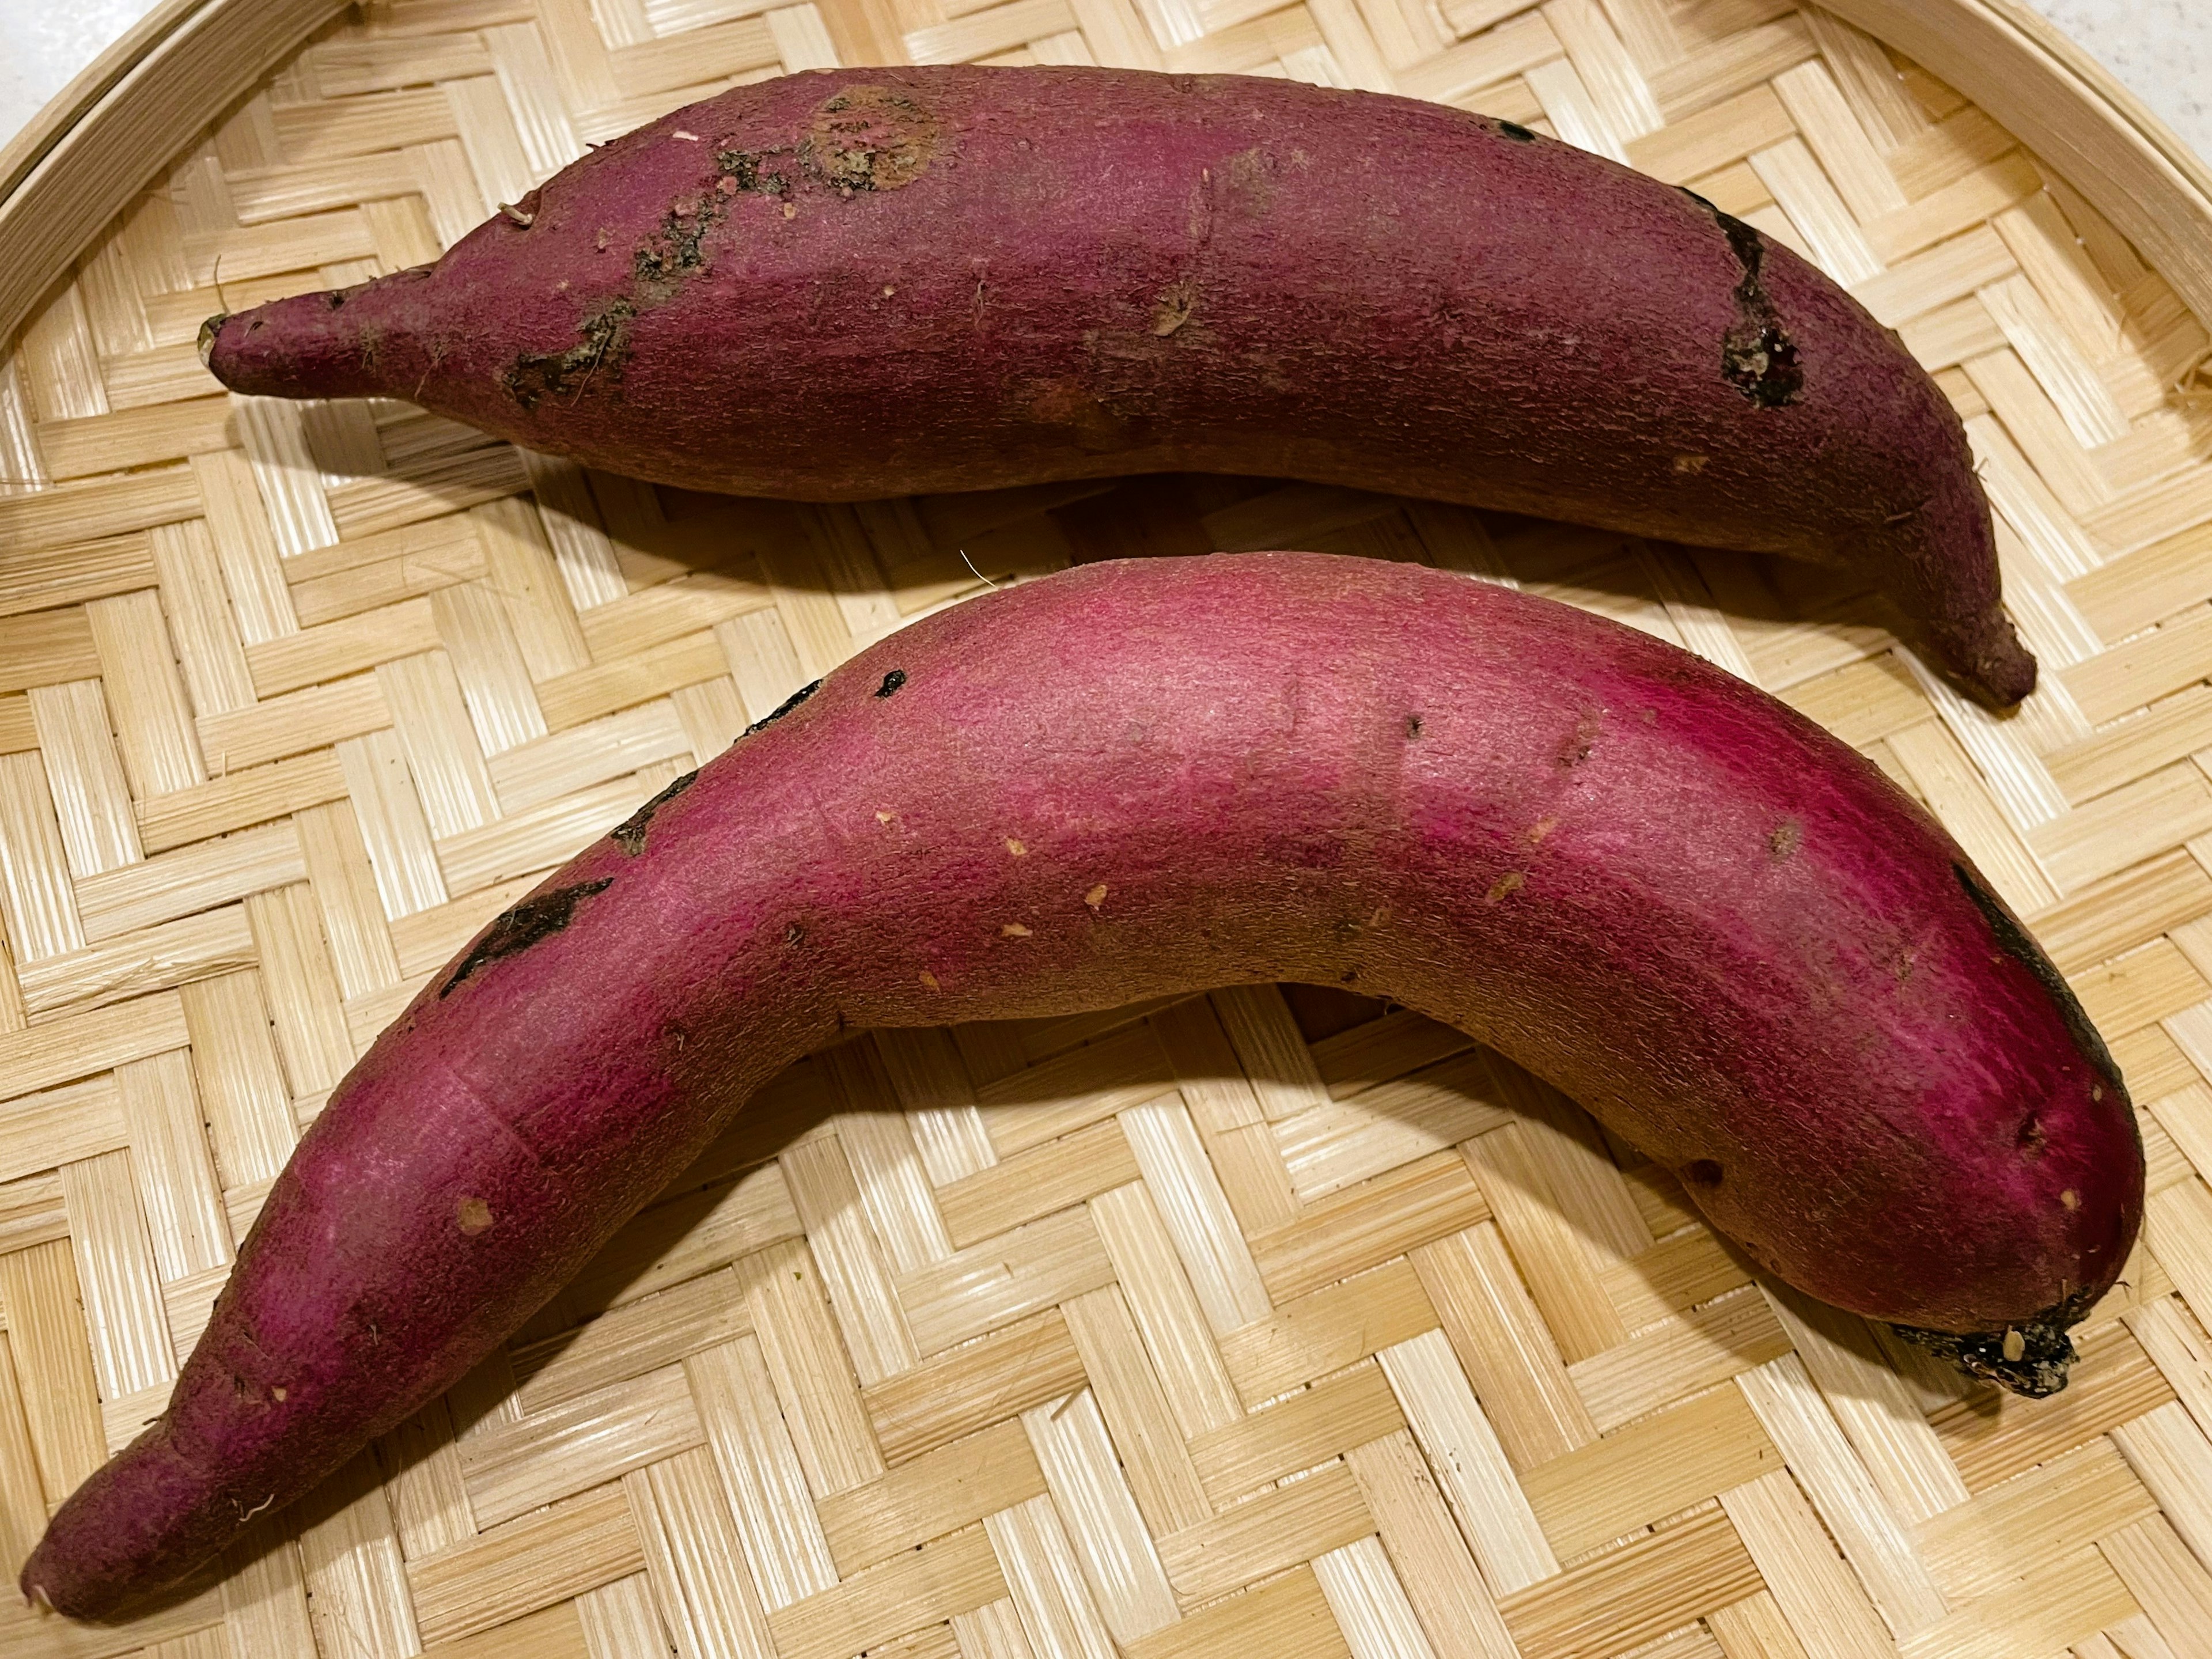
[200,65,2035,708]
[22,553,2133,1619]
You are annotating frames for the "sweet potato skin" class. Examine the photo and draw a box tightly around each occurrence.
[202,65,2032,707]
[21,552,2130,1619]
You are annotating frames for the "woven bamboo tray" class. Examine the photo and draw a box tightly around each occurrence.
[6,0,2212,1654]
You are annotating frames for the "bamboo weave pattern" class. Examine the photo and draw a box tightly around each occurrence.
[5,1,2212,1656]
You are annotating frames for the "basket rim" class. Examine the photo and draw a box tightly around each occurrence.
[1,0,2209,354]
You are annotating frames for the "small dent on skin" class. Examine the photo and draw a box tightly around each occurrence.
[1006,838,1027,856]
[785,922,806,946]
[2062,1188,2081,1210]
[1405,714,1423,739]
[1768,819,1802,859]
[2019,1114,2047,1155]
[1085,884,1108,910]
[1001,922,1032,937]
[1485,871,1525,904]
[457,1197,494,1234]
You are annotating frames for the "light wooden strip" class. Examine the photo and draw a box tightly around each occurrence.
[1719,1469,1896,1659]
[2071,521,2212,640]
[1190,1360,1405,1506]
[1980,272,2130,448]
[1749,137,1884,285]
[1024,1388,1180,1642]
[897,1203,1116,1357]
[1543,0,1661,141]
[1218,1257,1438,1408]
[194,445,311,638]
[771,1524,1006,1659]
[1853,224,2017,328]
[0,1172,67,1254]
[1278,1056,1514,1206]
[1308,1011,1472,1100]
[986,1492,1118,1659]
[950,1596,1035,1659]
[296,797,401,999]
[554,1160,801,1319]
[1380,1328,1555,1593]
[434,579,548,757]
[1061,1284,1210,1537]
[488,699,692,816]
[1209,984,1332,1121]
[1519,1383,1778,1560]
[1152,994,1300,1234]
[245,881,353,1092]
[975,1020,1176,1154]
[1886,720,2056,911]
[1736,1355,1946,1638]
[149,518,255,718]
[1090,1179,1244,1438]
[0,990,188,1100]
[287,512,485,628]
[1396,10,1560,106]
[818,1417,1045,1575]
[75,817,302,944]
[29,680,142,877]
[181,969,296,1191]
[513,1267,745,1415]
[136,747,350,855]
[1915,1433,2155,1605]
[59,1147,176,1401]
[1759,1286,1969,1525]
[783,1133,920,1385]
[940,1118,1139,1249]
[740,1236,885,1496]
[0,532,151,620]
[461,1364,703,1528]
[621,1447,777,1659]
[0,749,88,960]
[294,1445,421,1659]
[376,648,501,839]
[1569,1287,1794,1434]
[684,1332,838,1612]
[17,904,256,1021]
[1896,1544,2134,1659]
[1497,1505,1760,1659]
[1343,1429,1521,1659]
[2034,763,2212,896]
[335,727,448,921]
[2115,1396,2212,1574]
[1126,1565,1349,1659]
[0,469,202,560]
[87,589,204,797]
[1461,1123,1627,1365]
[2038,849,2212,974]
[1120,1094,1270,1332]
[0,1238,106,1512]
[2099,1514,2212,1659]
[116,1052,229,1283]
[408,1485,646,1648]
[0,1075,124,1185]
[1154,1460,1373,1606]
[1249,1150,1489,1305]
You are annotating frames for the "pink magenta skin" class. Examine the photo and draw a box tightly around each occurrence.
[202,65,2031,706]
[22,554,2130,1619]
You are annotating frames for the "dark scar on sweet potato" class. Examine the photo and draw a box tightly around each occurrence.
[876,669,907,698]
[1889,1281,2100,1399]
[1953,862,2127,1096]
[441,879,614,997]
[611,770,700,855]
[1681,190,1804,408]
[745,678,822,734]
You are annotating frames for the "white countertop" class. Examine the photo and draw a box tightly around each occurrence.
[3,2,2207,183]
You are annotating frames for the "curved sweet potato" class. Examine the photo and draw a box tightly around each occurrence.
[22,553,2131,1619]
[200,65,2033,707]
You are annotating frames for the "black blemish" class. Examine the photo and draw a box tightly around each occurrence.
[1405,715,1423,738]
[1683,195,1805,408]
[1890,1282,2100,1398]
[1340,968,1359,983]
[501,298,637,410]
[2018,1113,2047,1154]
[1559,709,1601,768]
[745,678,821,735]
[1684,1159,1723,1188]
[610,769,699,855]
[784,922,806,945]
[1495,121,1537,142]
[876,669,907,699]
[441,878,614,997]
[634,195,723,287]
[715,148,791,194]
[1952,862,2125,1096]
[327,292,346,309]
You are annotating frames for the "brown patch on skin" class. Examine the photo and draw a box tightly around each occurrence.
[1084,884,1108,909]
[1218,146,1276,218]
[1001,922,1032,937]
[1684,1160,1723,1189]
[1559,710,1601,768]
[1527,817,1557,844]
[804,85,939,194]
[456,1197,494,1234]
[1485,871,1525,903]
[919,969,941,990]
[2062,1188,2081,1210]
[1892,948,1916,983]
[271,1386,287,1402]
[1006,838,1027,856]
[1018,377,1138,454]
[1768,819,1802,859]
[877,810,896,825]
[1152,279,1197,336]
[1673,453,1710,474]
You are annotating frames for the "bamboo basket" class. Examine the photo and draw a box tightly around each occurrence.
[5,0,2212,1655]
